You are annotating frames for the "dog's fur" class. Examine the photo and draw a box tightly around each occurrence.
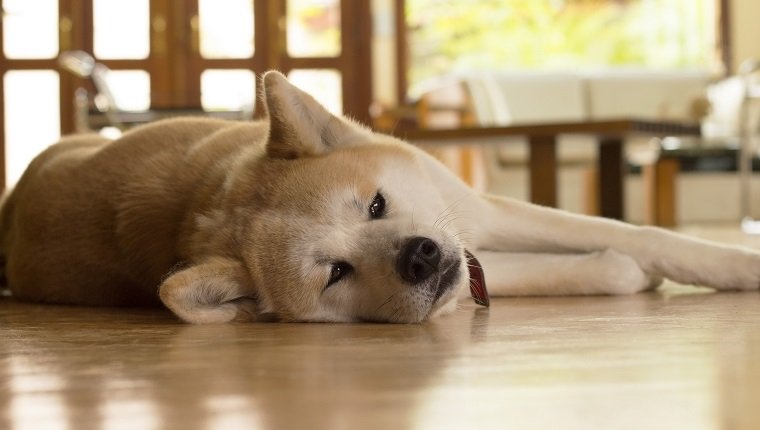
[1,71,759,323]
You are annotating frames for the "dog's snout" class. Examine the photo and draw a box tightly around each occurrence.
[397,237,441,284]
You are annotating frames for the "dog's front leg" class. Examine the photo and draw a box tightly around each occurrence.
[465,250,657,297]
[467,194,760,291]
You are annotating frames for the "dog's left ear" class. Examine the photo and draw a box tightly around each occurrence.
[262,70,371,159]
[159,257,263,324]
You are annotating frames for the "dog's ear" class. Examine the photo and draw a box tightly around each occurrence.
[262,70,371,159]
[159,258,265,323]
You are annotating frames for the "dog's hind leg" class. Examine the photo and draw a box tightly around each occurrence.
[469,250,660,297]
[468,194,760,292]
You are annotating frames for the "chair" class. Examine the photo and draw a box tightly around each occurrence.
[642,60,760,229]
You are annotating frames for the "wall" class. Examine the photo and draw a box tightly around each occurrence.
[730,0,760,71]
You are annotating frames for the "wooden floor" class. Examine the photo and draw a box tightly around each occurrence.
[2,226,760,430]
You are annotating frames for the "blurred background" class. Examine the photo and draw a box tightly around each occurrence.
[0,0,758,225]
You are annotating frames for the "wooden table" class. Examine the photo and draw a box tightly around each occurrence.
[394,119,701,221]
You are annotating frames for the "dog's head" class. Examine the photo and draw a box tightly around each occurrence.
[161,72,472,324]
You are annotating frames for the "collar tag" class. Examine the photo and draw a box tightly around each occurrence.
[465,250,489,307]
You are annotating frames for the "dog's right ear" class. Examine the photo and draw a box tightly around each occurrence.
[262,70,371,159]
[159,258,265,324]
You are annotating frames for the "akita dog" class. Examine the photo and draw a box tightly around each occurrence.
[1,71,759,323]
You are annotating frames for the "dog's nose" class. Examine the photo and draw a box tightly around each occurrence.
[397,237,441,284]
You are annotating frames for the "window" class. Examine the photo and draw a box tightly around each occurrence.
[198,0,255,59]
[3,71,60,186]
[0,1,372,189]
[2,0,59,59]
[287,0,342,57]
[93,0,150,59]
[1,0,61,187]
[405,0,720,95]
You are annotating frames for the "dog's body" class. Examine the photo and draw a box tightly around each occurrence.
[2,71,759,323]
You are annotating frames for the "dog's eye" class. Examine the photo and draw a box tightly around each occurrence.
[369,192,386,219]
[326,262,353,288]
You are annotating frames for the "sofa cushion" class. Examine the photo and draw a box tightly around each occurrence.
[463,72,588,125]
[584,69,711,120]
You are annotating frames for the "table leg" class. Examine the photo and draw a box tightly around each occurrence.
[598,137,625,220]
[528,135,558,207]
[643,157,678,227]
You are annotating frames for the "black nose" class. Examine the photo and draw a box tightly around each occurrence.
[396,237,441,284]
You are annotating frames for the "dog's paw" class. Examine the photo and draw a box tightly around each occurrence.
[695,248,760,291]
[597,249,653,295]
[729,250,760,291]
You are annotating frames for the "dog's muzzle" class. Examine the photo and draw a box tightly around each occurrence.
[395,237,490,308]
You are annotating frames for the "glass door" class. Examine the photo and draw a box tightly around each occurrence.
[188,0,259,113]
[91,0,152,110]
[0,0,157,187]
[187,0,372,122]
[0,0,372,189]
[1,0,63,187]
[280,0,372,124]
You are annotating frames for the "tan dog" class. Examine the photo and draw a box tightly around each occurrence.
[1,71,759,323]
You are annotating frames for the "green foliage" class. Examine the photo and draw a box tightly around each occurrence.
[407,0,716,92]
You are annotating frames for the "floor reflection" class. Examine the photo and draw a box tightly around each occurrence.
[0,300,479,429]
[2,288,760,430]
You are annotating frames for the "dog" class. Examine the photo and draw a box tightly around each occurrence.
[1,71,759,324]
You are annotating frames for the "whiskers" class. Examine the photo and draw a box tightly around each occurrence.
[433,193,475,245]
[375,290,399,314]
[373,265,403,320]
